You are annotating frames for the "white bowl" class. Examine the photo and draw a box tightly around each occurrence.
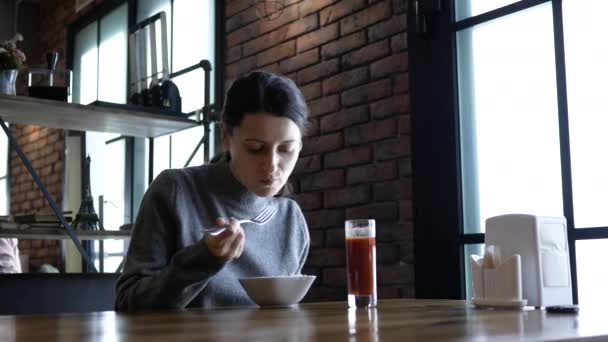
[239,275,316,308]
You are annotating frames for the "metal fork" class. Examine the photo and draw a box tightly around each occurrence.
[201,205,277,235]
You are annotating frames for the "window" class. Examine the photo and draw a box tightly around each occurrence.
[138,0,216,178]
[410,0,608,306]
[69,0,219,272]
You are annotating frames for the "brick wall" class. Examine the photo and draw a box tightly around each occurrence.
[225,0,413,301]
[11,0,83,271]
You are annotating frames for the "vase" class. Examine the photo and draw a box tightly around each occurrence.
[0,69,18,95]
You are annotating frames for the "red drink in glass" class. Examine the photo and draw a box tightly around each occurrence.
[345,219,377,308]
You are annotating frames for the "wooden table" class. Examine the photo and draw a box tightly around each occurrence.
[1,299,606,341]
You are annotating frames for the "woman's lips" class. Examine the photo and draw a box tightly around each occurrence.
[260,177,279,186]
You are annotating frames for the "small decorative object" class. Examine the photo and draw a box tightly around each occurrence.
[0,33,26,95]
[71,156,104,231]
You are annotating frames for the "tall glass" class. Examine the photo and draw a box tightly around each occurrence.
[345,219,377,308]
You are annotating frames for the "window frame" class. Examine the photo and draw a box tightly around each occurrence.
[409,0,608,301]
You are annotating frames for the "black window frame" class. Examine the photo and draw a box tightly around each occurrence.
[409,0,608,301]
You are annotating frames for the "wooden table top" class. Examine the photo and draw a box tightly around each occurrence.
[1,299,606,341]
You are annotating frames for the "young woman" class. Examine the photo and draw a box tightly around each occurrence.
[115,71,310,311]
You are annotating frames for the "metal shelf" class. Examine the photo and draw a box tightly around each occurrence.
[0,95,199,138]
[0,228,130,240]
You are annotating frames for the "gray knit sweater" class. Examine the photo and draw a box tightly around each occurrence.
[115,159,310,312]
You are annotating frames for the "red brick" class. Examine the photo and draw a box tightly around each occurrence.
[325,227,346,247]
[374,136,411,160]
[310,230,324,248]
[400,241,414,263]
[399,157,412,177]
[371,52,408,79]
[226,0,255,17]
[370,95,408,119]
[306,117,320,136]
[308,248,345,266]
[376,221,414,243]
[340,0,391,35]
[294,154,322,175]
[257,4,300,35]
[300,169,345,191]
[244,15,318,57]
[295,191,323,210]
[304,209,345,229]
[399,200,413,220]
[393,0,407,14]
[227,24,257,48]
[226,56,256,79]
[342,40,389,69]
[393,73,409,94]
[256,40,296,66]
[308,94,340,117]
[300,0,339,17]
[398,115,410,135]
[321,31,367,59]
[319,0,367,25]
[391,32,407,52]
[320,105,369,134]
[346,202,398,220]
[324,185,370,208]
[226,7,258,33]
[373,178,412,201]
[342,78,392,106]
[344,118,398,145]
[347,160,397,185]
[279,48,319,74]
[324,146,371,168]
[296,23,339,52]
[300,81,321,101]
[301,132,343,156]
[378,263,414,285]
[368,14,407,42]
[377,243,400,263]
[322,66,369,95]
[322,267,347,287]
[296,58,340,85]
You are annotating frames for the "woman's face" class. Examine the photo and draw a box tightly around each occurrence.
[222,112,303,197]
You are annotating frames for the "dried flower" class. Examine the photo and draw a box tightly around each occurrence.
[0,33,27,71]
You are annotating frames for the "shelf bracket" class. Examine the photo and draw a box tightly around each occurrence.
[0,117,98,272]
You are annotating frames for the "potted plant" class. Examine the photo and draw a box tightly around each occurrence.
[0,33,26,95]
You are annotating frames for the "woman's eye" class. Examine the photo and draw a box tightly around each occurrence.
[247,146,264,153]
[279,146,295,153]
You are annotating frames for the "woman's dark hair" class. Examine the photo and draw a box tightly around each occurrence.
[222,70,309,133]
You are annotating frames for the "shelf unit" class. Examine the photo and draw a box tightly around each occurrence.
[0,95,198,137]
[0,228,130,240]
[0,94,203,272]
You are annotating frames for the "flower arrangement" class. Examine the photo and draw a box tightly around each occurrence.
[0,33,26,71]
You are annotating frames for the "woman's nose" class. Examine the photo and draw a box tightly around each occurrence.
[261,151,279,173]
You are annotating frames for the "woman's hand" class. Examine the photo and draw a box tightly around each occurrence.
[203,217,245,263]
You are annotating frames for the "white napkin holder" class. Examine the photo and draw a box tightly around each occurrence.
[471,254,527,309]
[485,214,573,307]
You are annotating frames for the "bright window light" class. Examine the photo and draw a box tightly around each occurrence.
[458,3,563,233]
[562,0,608,228]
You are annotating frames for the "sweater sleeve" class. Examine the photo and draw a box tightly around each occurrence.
[115,170,224,312]
[294,203,310,274]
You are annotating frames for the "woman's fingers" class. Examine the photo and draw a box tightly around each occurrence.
[203,217,244,262]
